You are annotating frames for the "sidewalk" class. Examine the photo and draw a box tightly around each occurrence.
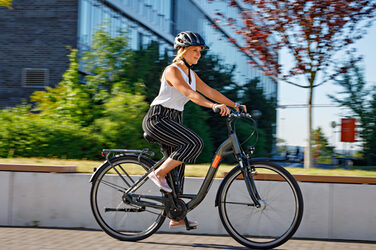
[1,227,375,250]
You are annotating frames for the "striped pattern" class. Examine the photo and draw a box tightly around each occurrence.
[142,105,204,164]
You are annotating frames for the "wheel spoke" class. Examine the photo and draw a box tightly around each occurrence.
[100,179,127,193]
[113,165,132,188]
[222,201,255,206]
[118,164,136,184]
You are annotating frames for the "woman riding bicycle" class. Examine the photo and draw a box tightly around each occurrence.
[142,31,246,229]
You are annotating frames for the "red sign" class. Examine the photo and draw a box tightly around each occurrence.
[341,118,356,142]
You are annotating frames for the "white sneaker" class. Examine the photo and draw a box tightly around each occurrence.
[148,171,172,192]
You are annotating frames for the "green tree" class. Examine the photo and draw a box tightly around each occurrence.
[312,127,334,164]
[82,28,135,94]
[238,78,277,156]
[29,29,152,157]
[193,53,238,151]
[183,102,214,162]
[312,127,334,155]
[194,55,276,160]
[125,41,170,103]
[328,64,376,165]
[31,49,99,126]
[93,90,148,149]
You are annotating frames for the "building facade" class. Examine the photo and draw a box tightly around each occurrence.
[0,0,277,107]
[0,0,78,107]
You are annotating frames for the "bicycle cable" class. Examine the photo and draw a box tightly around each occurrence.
[233,113,259,149]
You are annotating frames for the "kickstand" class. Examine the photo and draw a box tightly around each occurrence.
[184,217,197,230]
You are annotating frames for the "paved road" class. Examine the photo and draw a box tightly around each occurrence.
[1,227,375,250]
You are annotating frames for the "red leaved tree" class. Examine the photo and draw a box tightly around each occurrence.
[213,0,376,168]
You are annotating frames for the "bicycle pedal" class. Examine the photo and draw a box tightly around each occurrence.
[184,217,198,231]
[189,226,197,230]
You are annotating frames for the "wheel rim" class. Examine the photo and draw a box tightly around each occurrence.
[220,164,302,248]
[91,157,165,239]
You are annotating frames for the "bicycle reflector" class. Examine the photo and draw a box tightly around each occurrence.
[212,155,221,168]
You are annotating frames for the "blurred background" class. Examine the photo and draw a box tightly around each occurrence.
[0,0,375,169]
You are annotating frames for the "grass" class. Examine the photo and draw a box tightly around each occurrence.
[283,167,376,177]
[1,157,376,178]
[0,157,100,173]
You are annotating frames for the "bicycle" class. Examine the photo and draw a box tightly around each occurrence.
[90,108,304,249]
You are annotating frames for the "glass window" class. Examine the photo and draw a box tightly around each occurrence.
[138,31,144,50]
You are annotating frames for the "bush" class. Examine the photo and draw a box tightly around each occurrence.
[0,105,104,159]
[91,90,151,150]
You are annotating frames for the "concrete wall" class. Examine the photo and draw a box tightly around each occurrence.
[1,171,375,241]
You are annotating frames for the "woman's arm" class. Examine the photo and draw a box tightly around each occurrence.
[165,66,214,108]
[165,66,230,116]
[195,72,246,109]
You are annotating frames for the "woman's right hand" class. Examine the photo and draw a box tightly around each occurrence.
[213,104,231,116]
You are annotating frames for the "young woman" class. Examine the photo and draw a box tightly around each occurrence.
[142,31,247,229]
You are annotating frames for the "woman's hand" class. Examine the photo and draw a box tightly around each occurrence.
[213,104,231,116]
[236,104,247,113]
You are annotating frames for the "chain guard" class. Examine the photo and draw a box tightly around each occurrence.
[165,198,187,221]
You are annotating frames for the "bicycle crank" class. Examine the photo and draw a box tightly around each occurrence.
[165,195,187,221]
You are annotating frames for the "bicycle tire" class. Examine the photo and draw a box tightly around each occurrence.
[218,161,303,249]
[90,154,166,241]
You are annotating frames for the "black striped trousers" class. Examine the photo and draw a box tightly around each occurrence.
[142,105,204,164]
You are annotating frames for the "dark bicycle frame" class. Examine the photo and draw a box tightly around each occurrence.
[90,112,262,213]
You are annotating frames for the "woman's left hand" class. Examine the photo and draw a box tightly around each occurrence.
[236,104,247,113]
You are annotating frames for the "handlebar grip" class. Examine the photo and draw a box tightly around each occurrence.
[213,106,221,113]
[238,105,245,113]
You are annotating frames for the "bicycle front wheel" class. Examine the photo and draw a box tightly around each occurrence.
[218,161,303,249]
[90,155,166,241]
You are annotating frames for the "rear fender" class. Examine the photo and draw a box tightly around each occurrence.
[89,153,153,183]
[89,160,108,183]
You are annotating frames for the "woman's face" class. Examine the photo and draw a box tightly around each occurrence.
[184,46,202,65]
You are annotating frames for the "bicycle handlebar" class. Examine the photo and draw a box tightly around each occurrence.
[213,105,261,120]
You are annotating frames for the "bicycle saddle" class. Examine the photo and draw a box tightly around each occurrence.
[143,132,158,143]
[143,133,171,159]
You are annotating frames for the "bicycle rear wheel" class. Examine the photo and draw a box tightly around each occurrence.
[218,161,303,249]
[90,155,166,241]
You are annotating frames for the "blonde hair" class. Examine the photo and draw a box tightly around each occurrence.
[160,47,193,82]
[172,47,191,63]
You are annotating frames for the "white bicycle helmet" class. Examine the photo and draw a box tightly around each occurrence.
[174,31,209,50]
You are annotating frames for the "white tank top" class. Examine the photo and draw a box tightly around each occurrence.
[150,64,196,111]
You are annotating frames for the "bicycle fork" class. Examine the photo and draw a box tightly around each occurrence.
[239,158,263,208]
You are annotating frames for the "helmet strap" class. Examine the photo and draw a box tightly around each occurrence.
[179,56,192,84]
